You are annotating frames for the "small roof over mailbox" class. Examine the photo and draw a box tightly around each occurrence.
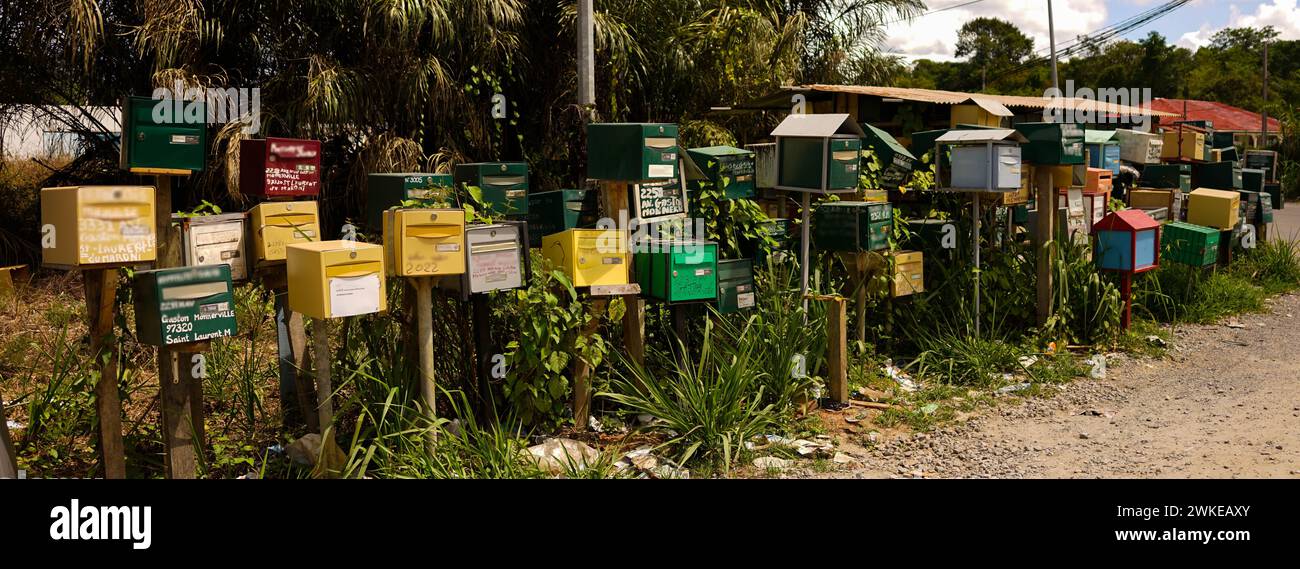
[1093,209,1159,233]
[771,113,865,138]
[965,97,1013,118]
[1085,130,1118,145]
[935,129,1027,145]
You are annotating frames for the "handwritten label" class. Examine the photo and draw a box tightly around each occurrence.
[635,179,687,222]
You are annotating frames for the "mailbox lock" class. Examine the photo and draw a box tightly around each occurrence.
[672,270,678,277]
[490,230,498,238]
[658,126,664,134]
[499,164,508,172]
[286,204,294,211]
[350,251,358,259]
[429,213,438,222]
[113,190,123,199]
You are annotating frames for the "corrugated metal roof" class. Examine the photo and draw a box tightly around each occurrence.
[935,129,1027,144]
[968,97,1013,117]
[795,85,1177,118]
[770,113,864,137]
[1085,130,1117,144]
[1151,98,1281,133]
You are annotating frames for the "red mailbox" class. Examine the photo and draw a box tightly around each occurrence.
[240,137,322,197]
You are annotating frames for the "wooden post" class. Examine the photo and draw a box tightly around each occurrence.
[671,304,691,358]
[160,349,196,479]
[414,277,437,445]
[312,318,335,434]
[273,287,317,432]
[1,388,17,478]
[1120,272,1133,330]
[571,298,608,428]
[826,296,848,404]
[84,268,126,479]
[972,192,981,338]
[1034,166,1056,326]
[599,181,645,365]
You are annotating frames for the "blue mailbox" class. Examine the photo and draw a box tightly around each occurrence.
[1084,130,1121,176]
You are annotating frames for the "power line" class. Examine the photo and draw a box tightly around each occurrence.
[996,0,1191,78]
[882,0,990,27]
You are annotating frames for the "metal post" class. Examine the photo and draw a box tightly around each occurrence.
[577,0,596,109]
[973,193,981,338]
[1262,39,1269,147]
[800,191,812,316]
[1047,0,1059,94]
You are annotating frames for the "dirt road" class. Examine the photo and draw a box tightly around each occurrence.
[836,293,1300,479]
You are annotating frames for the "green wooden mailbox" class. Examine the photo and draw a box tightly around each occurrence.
[455,162,529,217]
[1241,168,1265,194]
[744,218,793,263]
[905,219,961,253]
[716,259,756,314]
[861,124,916,189]
[587,123,679,181]
[134,265,236,346]
[772,114,865,193]
[1014,122,1083,165]
[1162,222,1220,267]
[366,173,454,230]
[119,95,207,173]
[1265,183,1283,210]
[526,189,599,247]
[1191,161,1240,191]
[1139,163,1190,192]
[908,128,950,161]
[686,146,755,199]
[1238,191,1272,224]
[1259,193,1274,224]
[635,240,719,303]
[812,201,892,252]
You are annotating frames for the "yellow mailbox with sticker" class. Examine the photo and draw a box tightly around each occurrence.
[249,200,320,265]
[286,240,387,319]
[541,228,630,287]
[382,208,466,277]
[40,185,156,269]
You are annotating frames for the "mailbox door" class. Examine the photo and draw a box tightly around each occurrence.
[255,204,320,263]
[127,99,205,171]
[641,124,679,180]
[826,138,861,191]
[187,218,247,281]
[155,267,236,345]
[479,173,529,216]
[716,259,755,313]
[572,230,628,287]
[398,210,465,276]
[78,186,157,265]
[320,248,386,318]
[667,245,718,302]
[262,138,321,197]
[466,225,523,293]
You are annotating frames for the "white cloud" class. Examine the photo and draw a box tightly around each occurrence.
[1177,1,1300,49]
[882,0,1109,62]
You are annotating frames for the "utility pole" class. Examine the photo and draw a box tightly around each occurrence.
[577,0,595,111]
[1036,0,1061,327]
[1261,38,1269,148]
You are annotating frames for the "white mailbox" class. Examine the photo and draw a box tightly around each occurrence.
[937,129,1027,192]
[175,213,248,281]
[465,223,527,293]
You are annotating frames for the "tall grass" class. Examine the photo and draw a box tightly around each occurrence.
[603,322,775,472]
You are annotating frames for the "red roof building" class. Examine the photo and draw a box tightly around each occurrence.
[1151,98,1281,147]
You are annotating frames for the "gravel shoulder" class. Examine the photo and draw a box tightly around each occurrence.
[830,293,1300,479]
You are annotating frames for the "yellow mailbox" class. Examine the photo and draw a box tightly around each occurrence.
[40,185,156,269]
[541,228,630,287]
[382,208,466,277]
[286,240,387,319]
[249,201,320,265]
[1186,188,1240,230]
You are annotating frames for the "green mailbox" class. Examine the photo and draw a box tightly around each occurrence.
[455,162,529,217]
[587,123,679,181]
[134,265,237,346]
[1191,161,1240,190]
[1259,194,1274,224]
[745,218,793,263]
[1139,164,1190,192]
[635,240,719,303]
[366,173,455,230]
[772,113,866,193]
[119,95,207,172]
[526,189,599,247]
[908,128,950,161]
[1015,122,1083,165]
[861,124,916,189]
[716,259,756,314]
[1264,183,1283,210]
[1241,168,1265,194]
[1162,222,1220,267]
[906,218,961,253]
[686,146,755,200]
[812,201,892,252]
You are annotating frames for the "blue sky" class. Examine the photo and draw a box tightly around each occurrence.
[881,0,1300,62]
